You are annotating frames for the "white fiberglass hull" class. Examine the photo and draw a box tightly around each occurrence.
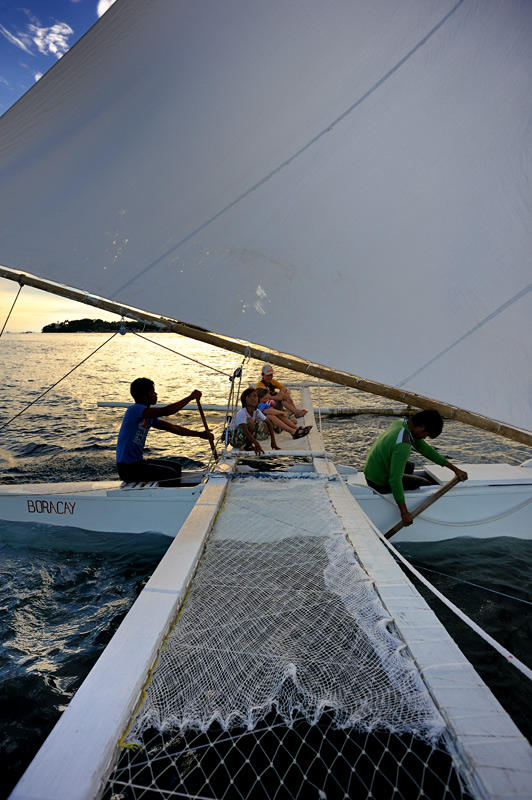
[345,463,532,542]
[2,462,532,541]
[0,479,204,536]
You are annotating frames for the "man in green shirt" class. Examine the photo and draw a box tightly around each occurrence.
[364,410,468,528]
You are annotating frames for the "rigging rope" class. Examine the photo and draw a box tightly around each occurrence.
[130,331,231,377]
[397,280,532,389]
[411,565,532,607]
[316,378,323,438]
[0,281,23,338]
[0,331,120,431]
[375,529,532,681]
[110,0,467,298]
[221,355,249,454]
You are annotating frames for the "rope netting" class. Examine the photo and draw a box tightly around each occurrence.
[104,479,476,799]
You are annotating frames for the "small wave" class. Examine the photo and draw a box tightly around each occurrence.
[17,443,65,458]
[68,442,114,452]
[0,519,170,556]
[0,523,170,795]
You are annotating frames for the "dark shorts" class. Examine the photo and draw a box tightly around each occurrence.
[117,458,182,486]
[365,461,430,493]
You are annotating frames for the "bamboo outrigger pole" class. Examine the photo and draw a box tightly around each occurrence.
[2,265,531,448]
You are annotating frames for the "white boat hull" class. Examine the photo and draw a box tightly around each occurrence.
[0,479,204,536]
[345,463,532,541]
[2,461,532,541]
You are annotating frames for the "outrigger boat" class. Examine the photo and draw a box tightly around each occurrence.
[1,0,532,797]
[1,394,531,544]
[2,447,532,543]
[1,395,531,542]
[7,390,532,800]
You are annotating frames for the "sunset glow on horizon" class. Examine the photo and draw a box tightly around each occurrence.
[0,278,121,333]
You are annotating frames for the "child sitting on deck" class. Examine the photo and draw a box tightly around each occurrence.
[256,388,312,440]
[256,364,307,418]
[229,388,281,456]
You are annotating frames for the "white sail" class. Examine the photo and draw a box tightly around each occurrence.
[1,0,531,433]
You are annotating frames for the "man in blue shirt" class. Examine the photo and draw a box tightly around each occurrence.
[116,377,214,486]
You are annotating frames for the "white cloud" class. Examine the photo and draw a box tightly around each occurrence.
[34,72,43,82]
[0,14,74,60]
[97,0,117,18]
[0,23,32,54]
[29,22,73,58]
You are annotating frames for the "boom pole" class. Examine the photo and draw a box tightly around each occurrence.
[2,265,531,447]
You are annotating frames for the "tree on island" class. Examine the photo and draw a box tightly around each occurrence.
[42,318,164,333]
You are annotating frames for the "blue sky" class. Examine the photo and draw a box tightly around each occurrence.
[0,0,118,330]
[0,0,116,115]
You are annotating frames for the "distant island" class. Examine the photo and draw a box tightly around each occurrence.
[42,318,164,333]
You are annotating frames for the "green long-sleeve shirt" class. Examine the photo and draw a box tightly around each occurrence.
[364,419,447,505]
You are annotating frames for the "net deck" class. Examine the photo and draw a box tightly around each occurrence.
[103,478,474,799]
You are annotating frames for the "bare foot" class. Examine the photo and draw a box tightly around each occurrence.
[294,410,307,418]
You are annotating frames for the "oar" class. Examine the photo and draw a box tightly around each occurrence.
[384,475,461,539]
[196,398,219,462]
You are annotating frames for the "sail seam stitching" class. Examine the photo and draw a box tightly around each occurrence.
[397,281,532,387]
[110,0,467,298]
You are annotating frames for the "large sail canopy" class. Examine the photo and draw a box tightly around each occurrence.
[1,0,531,433]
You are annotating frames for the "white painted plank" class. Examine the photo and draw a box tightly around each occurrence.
[425,463,532,486]
[10,477,229,800]
[325,476,532,800]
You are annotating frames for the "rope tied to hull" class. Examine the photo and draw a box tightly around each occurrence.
[378,484,532,527]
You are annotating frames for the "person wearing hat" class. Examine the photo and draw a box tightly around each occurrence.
[256,364,307,419]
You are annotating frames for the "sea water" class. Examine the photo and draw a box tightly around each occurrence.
[1,332,531,796]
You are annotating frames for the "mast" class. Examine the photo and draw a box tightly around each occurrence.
[3,265,530,448]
